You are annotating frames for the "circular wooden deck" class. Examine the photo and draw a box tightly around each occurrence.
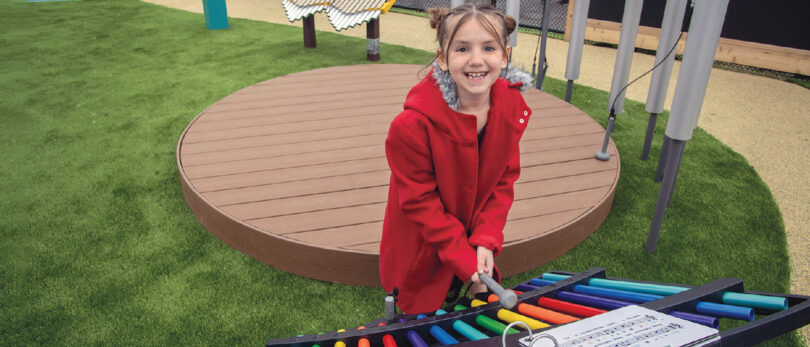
[177,64,619,287]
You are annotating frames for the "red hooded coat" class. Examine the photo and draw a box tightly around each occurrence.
[380,69,531,313]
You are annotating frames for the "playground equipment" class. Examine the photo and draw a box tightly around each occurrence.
[572,0,730,251]
[202,0,229,30]
[595,0,642,162]
[563,0,589,103]
[642,0,688,161]
[266,268,810,346]
[282,0,397,60]
[646,0,730,252]
[534,0,552,90]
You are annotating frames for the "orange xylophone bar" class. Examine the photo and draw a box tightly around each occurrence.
[486,294,579,325]
[266,268,810,347]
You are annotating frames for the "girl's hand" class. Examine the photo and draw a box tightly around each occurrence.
[469,246,494,296]
[476,246,494,278]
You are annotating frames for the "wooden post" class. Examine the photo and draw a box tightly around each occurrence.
[366,18,380,61]
[303,15,316,48]
[564,0,575,41]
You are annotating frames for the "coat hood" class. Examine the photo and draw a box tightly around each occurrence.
[401,61,533,142]
[430,60,534,110]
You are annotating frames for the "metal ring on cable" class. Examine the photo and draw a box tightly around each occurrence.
[529,334,559,347]
[502,321,559,347]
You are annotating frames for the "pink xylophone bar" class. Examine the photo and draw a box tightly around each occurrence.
[265,268,810,346]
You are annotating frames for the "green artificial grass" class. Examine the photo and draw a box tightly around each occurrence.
[0,0,803,346]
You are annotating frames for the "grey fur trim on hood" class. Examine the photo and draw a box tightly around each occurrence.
[431,60,534,110]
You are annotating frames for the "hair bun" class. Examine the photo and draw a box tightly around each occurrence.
[503,14,517,36]
[426,7,450,30]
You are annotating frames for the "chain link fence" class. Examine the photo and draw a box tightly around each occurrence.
[393,0,570,33]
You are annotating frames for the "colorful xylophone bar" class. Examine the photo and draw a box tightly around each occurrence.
[266,268,810,347]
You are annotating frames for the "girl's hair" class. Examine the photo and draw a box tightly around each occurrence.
[427,3,517,59]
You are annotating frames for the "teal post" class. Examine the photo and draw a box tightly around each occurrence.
[203,0,229,30]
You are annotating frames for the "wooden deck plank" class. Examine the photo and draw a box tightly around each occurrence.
[520,145,617,168]
[188,101,398,127]
[344,242,383,253]
[510,187,610,223]
[183,123,603,168]
[183,114,390,143]
[253,64,421,84]
[177,64,620,286]
[248,184,608,248]
[503,208,590,241]
[219,169,613,223]
[208,88,410,113]
[236,80,414,99]
[183,145,386,179]
[202,171,389,205]
[190,158,389,192]
[202,156,614,206]
[288,187,611,250]
[182,133,387,167]
[201,95,405,118]
[182,126,611,179]
[248,202,386,235]
[181,120,391,145]
[223,185,388,220]
[288,221,384,249]
[223,84,411,104]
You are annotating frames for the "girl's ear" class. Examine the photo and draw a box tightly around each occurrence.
[501,46,510,69]
[436,49,449,71]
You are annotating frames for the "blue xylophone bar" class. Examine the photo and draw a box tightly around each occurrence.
[535,274,756,323]
[542,273,788,310]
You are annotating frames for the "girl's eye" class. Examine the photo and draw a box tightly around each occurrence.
[455,47,468,53]
[485,46,496,52]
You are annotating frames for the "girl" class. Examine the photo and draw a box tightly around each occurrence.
[380,3,533,314]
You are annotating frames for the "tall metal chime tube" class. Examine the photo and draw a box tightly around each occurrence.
[596,0,643,161]
[646,0,730,253]
[564,0,590,103]
[506,0,520,48]
[641,0,688,160]
[535,0,551,90]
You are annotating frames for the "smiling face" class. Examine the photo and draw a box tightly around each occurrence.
[437,14,509,109]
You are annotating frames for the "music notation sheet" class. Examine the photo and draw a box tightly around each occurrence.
[519,305,720,347]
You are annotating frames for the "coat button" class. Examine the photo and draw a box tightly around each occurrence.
[523,110,529,116]
[519,118,525,124]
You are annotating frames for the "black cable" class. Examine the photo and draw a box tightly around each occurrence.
[609,32,684,115]
[531,32,541,78]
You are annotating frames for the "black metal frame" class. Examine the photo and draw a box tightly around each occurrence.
[266,268,810,347]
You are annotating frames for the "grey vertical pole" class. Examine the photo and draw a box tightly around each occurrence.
[451,0,463,9]
[564,0,590,103]
[606,0,643,115]
[595,114,616,161]
[646,0,729,253]
[596,0,642,161]
[565,79,574,102]
[641,112,659,160]
[645,139,685,252]
[642,0,689,160]
[506,0,520,47]
[655,135,672,182]
[535,0,551,90]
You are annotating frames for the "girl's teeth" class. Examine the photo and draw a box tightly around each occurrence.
[466,72,486,78]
